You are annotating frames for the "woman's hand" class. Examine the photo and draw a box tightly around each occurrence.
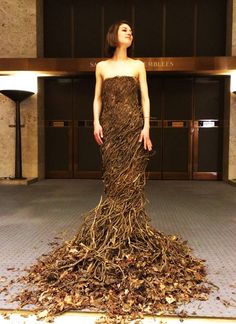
[139,127,152,151]
[93,121,104,145]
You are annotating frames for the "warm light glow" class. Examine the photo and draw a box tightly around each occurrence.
[230,71,236,92]
[0,72,38,94]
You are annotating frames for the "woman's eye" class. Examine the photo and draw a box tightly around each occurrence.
[123,29,132,34]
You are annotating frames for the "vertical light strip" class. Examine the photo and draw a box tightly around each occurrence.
[230,72,236,92]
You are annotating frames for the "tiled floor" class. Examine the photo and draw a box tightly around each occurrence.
[0,179,236,321]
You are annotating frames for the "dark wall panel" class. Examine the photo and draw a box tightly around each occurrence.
[45,79,73,120]
[74,0,102,57]
[198,128,223,171]
[165,0,195,56]
[148,76,162,120]
[73,78,95,120]
[77,128,101,171]
[163,128,189,172]
[134,0,163,57]
[164,78,193,120]
[103,0,132,35]
[44,0,72,57]
[44,0,227,58]
[196,0,226,56]
[45,127,71,171]
[195,79,222,120]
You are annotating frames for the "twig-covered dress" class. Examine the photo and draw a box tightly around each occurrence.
[8,75,211,321]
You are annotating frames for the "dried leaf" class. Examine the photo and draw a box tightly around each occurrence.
[37,310,48,319]
[165,296,176,304]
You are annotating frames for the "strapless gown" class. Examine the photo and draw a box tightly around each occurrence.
[10,75,210,320]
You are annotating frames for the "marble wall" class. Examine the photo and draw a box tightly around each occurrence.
[0,0,38,179]
[0,0,37,58]
[232,0,236,55]
[0,93,38,179]
[0,95,15,178]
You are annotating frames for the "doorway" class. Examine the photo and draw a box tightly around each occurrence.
[44,75,225,180]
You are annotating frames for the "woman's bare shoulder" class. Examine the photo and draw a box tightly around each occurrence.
[96,59,110,67]
[129,58,144,64]
[96,60,110,80]
[129,58,145,72]
[96,60,110,74]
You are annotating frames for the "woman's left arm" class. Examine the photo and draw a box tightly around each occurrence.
[138,60,153,151]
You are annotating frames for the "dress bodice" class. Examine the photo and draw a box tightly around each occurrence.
[102,75,139,103]
[100,75,143,136]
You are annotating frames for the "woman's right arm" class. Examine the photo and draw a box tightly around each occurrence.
[93,62,104,145]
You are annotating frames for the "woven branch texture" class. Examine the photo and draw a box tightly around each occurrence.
[3,76,212,323]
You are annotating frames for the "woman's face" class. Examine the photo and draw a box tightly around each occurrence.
[117,23,133,47]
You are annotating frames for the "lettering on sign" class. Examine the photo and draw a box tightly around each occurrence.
[146,61,174,68]
[89,60,174,69]
[89,61,97,68]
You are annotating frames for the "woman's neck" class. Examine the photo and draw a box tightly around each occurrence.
[112,46,128,61]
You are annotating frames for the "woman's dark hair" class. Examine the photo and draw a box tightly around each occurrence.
[104,20,134,58]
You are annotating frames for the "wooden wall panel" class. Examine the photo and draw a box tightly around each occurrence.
[103,0,132,34]
[74,0,102,57]
[163,128,189,172]
[164,78,193,120]
[198,128,223,172]
[45,126,72,178]
[165,0,195,56]
[148,76,162,120]
[75,128,101,174]
[195,78,223,120]
[45,79,73,120]
[134,0,163,57]
[73,77,95,120]
[43,0,227,58]
[196,0,227,55]
[44,0,72,57]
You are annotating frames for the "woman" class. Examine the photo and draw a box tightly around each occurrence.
[91,20,153,200]
[10,20,210,322]
[93,20,153,152]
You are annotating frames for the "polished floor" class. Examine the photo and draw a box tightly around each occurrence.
[0,179,235,322]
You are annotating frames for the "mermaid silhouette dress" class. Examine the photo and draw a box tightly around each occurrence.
[72,76,208,287]
[12,76,209,318]
[76,75,157,277]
